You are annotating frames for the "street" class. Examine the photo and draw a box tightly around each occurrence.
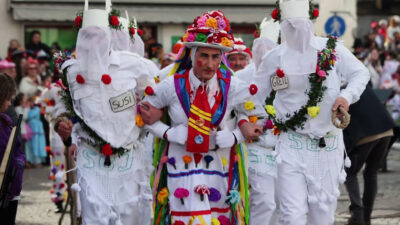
[16,144,400,225]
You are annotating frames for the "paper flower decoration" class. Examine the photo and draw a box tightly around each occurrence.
[249,84,258,95]
[273,126,280,136]
[101,74,112,85]
[244,101,255,111]
[101,144,113,156]
[209,188,221,202]
[227,190,240,205]
[265,120,274,130]
[248,115,258,123]
[182,155,193,169]
[265,105,276,117]
[194,184,210,201]
[145,86,155,96]
[168,157,176,169]
[194,153,203,167]
[157,187,169,205]
[276,68,285,78]
[74,15,82,28]
[204,155,214,168]
[135,115,144,127]
[307,106,320,118]
[174,188,189,205]
[218,215,230,225]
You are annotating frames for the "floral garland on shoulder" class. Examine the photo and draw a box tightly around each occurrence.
[264,36,338,134]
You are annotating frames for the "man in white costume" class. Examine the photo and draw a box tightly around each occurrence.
[54,1,158,224]
[235,17,281,225]
[253,0,369,224]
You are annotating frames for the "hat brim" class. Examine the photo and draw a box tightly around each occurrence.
[184,42,233,52]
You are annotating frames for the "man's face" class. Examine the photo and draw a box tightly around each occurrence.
[32,34,41,44]
[193,47,222,81]
[228,53,248,72]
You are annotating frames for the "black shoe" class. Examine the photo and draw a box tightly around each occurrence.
[54,201,63,213]
[346,217,366,225]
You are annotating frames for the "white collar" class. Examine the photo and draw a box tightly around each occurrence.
[189,68,218,93]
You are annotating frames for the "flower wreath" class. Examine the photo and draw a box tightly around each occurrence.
[54,54,128,166]
[265,36,337,134]
[271,0,319,22]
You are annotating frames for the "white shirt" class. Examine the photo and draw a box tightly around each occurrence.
[253,36,369,138]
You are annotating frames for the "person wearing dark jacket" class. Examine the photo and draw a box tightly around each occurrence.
[0,74,26,225]
[343,85,395,225]
[25,30,50,56]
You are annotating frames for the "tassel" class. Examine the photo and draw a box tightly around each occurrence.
[71,183,81,192]
[318,137,326,148]
[104,156,111,166]
[338,171,347,183]
[345,156,351,168]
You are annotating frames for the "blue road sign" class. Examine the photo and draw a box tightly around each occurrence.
[325,15,346,37]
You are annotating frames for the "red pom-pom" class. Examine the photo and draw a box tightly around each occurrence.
[271,9,279,20]
[138,29,144,36]
[76,74,85,84]
[101,143,113,156]
[312,9,319,18]
[253,29,259,38]
[145,86,154,96]
[249,84,258,95]
[110,15,119,26]
[130,27,135,35]
[75,16,82,27]
[101,74,112,85]
[276,68,285,78]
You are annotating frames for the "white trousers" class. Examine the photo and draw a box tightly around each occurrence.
[248,170,278,225]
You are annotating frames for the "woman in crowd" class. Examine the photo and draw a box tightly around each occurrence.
[19,57,41,97]
[364,48,383,88]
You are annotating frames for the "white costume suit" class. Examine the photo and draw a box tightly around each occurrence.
[253,33,369,225]
[64,25,158,225]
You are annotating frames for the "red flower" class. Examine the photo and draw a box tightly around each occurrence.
[101,143,113,156]
[312,9,319,18]
[145,86,154,96]
[46,99,55,106]
[253,29,259,38]
[249,84,258,95]
[110,15,119,26]
[194,153,203,167]
[224,17,231,32]
[276,68,285,78]
[101,74,112,85]
[138,29,144,36]
[75,16,82,27]
[273,127,280,136]
[130,27,135,35]
[76,74,85,84]
[271,9,279,20]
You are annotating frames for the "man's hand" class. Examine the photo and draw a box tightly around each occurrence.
[140,102,163,125]
[68,144,77,161]
[57,120,73,141]
[332,97,349,117]
[240,122,263,140]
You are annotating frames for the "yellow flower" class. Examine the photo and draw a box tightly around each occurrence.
[206,18,218,28]
[307,106,320,118]
[55,160,61,166]
[182,33,189,42]
[248,115,258,123]
[136,114,144,127]
[244,101,255,111]
[265,105,276,117]
[221,37,232,47]
[211,218,221,225]
[157,187,169,205]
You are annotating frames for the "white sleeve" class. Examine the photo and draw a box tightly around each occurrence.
[136,58,159,98]
[336,44,369,104]
[143,76,174,109]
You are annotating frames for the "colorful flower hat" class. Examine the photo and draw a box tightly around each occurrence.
[271,0,319,22]
[225,38,252,59]
[182,10,234,51]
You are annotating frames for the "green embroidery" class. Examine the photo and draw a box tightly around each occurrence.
[288,133,303,149]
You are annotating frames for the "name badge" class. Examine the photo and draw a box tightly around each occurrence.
[109,91,136,113]
[270,75,289,91]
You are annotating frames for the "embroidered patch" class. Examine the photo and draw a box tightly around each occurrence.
[195,135,204,144]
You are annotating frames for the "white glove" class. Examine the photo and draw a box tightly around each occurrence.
[216,128,235,148]
[166,124,188,145]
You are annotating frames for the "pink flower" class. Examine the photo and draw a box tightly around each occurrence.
[317,70,326,78]
[186,33,196,42]
[266,120,274,129]
[197,16,207,27]
[174,188,189,205]
[217,19,226,29]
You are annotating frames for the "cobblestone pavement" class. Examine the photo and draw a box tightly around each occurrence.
[16,145,400,225]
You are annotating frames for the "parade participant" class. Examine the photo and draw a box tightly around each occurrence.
[38,83,67,213]
[141,10,263,225]
[0,74,25,225]
[343,86,395,225]
[253,0,369,224]
[236,17,280,225]
[54,0,158,224]
[225,38,252,72]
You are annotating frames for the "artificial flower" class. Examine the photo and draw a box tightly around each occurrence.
[312,9,319,18]
[218,215,230,225]
[195,33,207,43]
[217,19,226,29]
[129,27,135,35]
[110,15,119,26]
[194,153,203,167]
[273,126,280,135]
[276,68,285,78]
[137,29,144,36]
[265,105,276,117]
[182,155,192,169]
[101,74,112,85]
[75,16,82,28]
[317,70,327,79]
[101,143,113,156]
[248,115,258,123]
[186,33,196,42]
[209,188,221,202]
[145,86,155,96]
[76,74,85,84]
[206,18,218,28]
[265,119,274,130]
[204,155,214,168]
[227,190,240,204]
[136,115,144,127]
[194,184,210,201]
[182,33,189,42]
[157,187,169,205]
[197,16,207,27]
[174,188,189,205]
[244,101,255,111]
[249,84,258,95]
[221,37,232,47]
[168,157,176,169]
[271,9,279,20]
[307,106,320,118]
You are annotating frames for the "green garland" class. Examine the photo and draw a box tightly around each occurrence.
[265,36,338,133]
[60,68,128,156]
